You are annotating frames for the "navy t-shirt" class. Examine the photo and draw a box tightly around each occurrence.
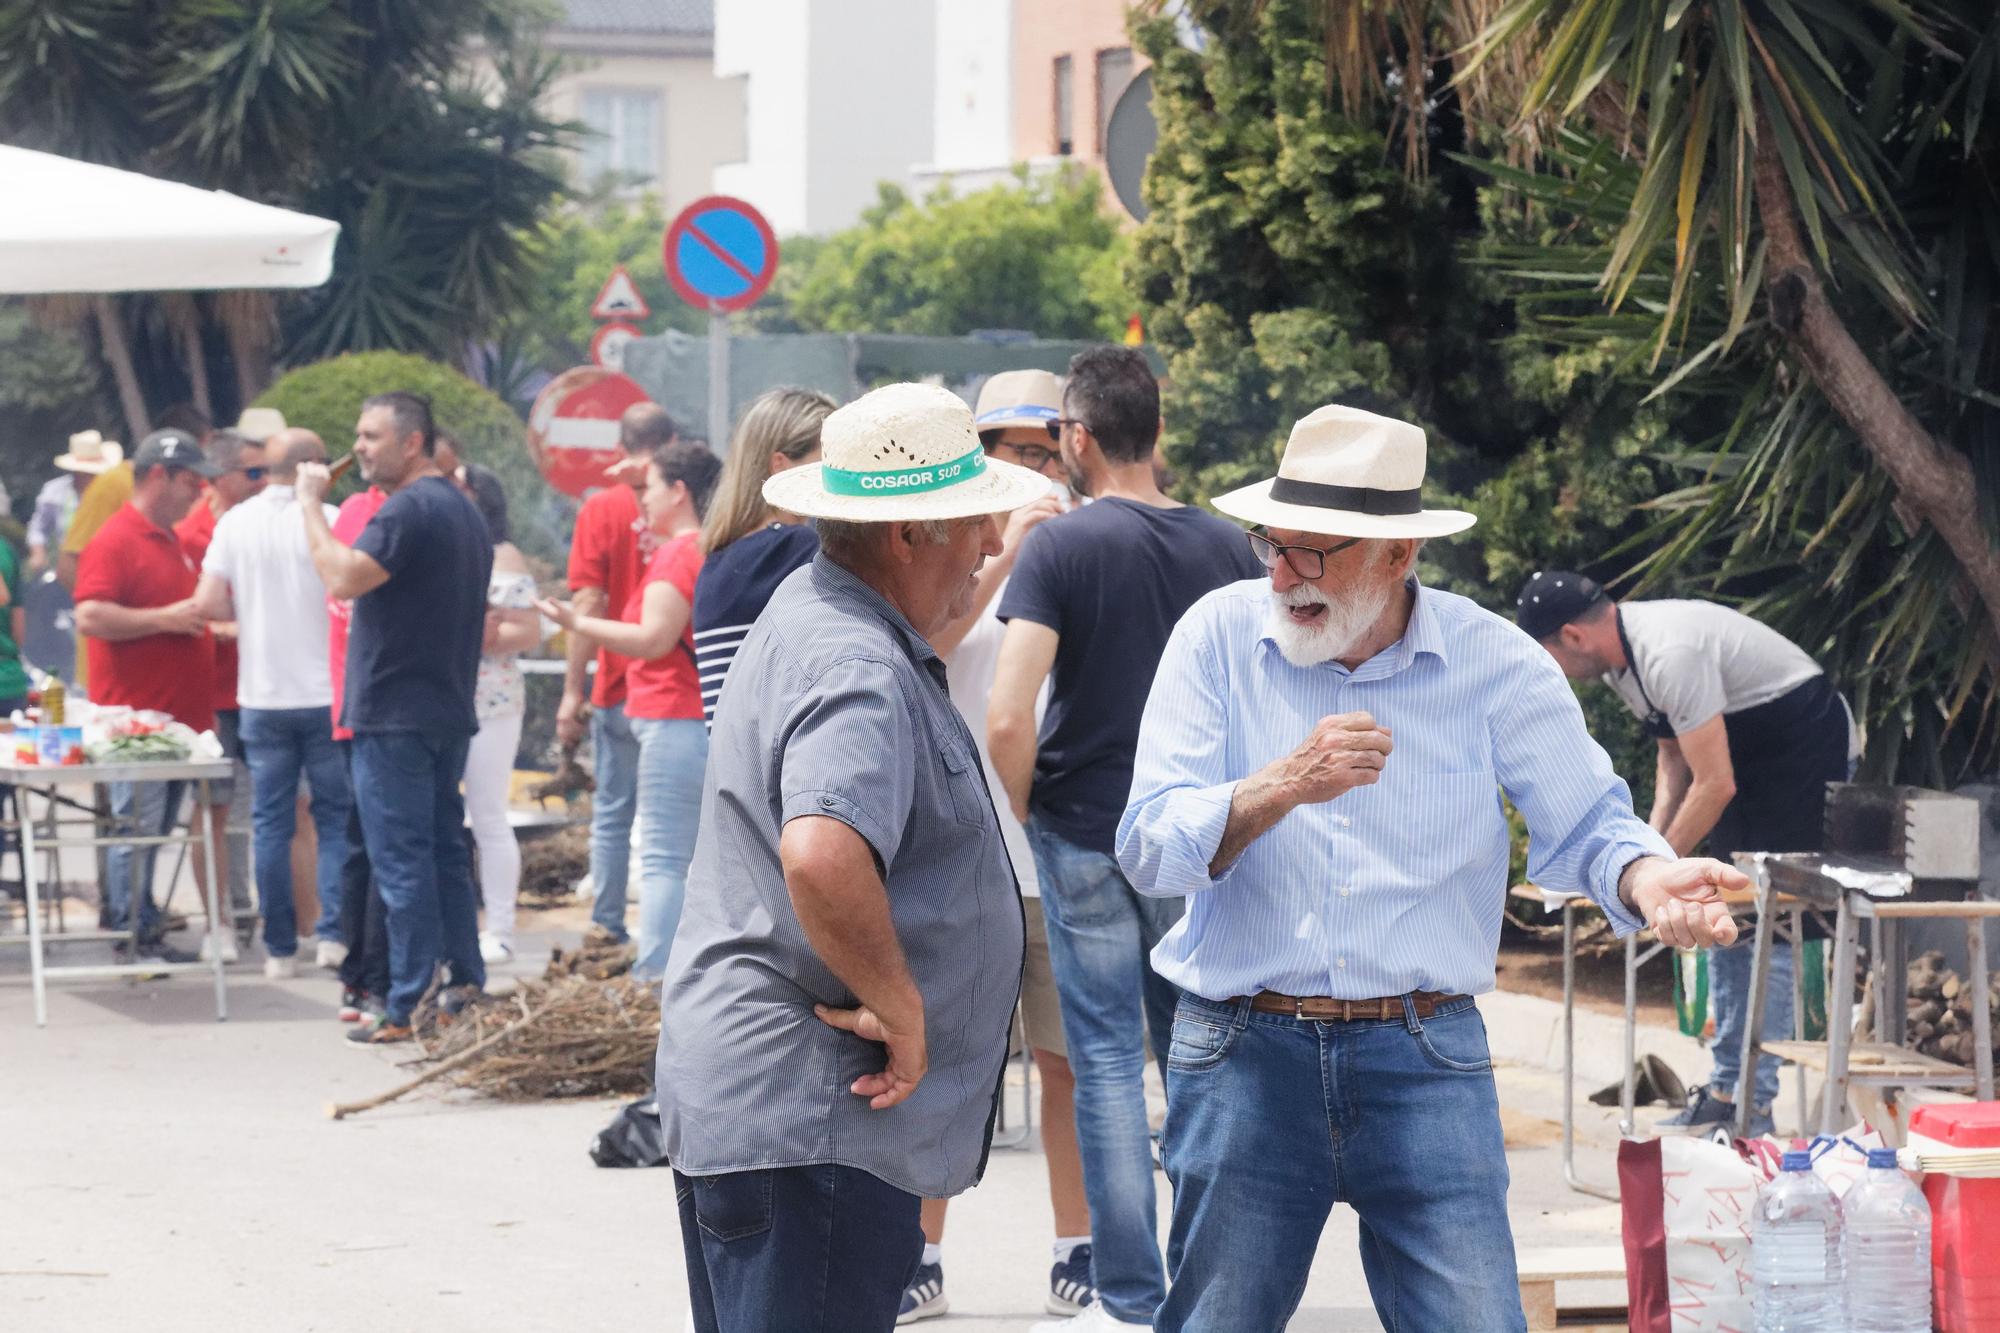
[345,475,493,735]
[691,522,820,728]
[999,498,1261,854]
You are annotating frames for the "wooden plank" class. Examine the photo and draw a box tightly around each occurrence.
[1521,1278,1557,1331]
[1516,1246,1627,1282]
[1868,900,2000,919]
[1762,1040,1982,1081]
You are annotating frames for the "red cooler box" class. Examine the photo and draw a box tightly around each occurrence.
[1912,1101,2000,1332]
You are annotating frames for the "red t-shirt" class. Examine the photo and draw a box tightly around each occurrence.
[73,502,216,732]
[566,484,652,709]
[327,488,388,742]
[175,496,237,713]
[622,533,703,722]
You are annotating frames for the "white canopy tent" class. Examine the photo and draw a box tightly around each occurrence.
[0,145,339,294]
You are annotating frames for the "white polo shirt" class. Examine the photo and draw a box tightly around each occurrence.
[203,484,341,711]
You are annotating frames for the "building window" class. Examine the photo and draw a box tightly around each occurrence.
[1097,47,1135,155]
[578,88,661,186]
[1053,55,1074,156]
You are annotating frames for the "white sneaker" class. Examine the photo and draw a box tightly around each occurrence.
[315,938,348,970]
[479,933,515,965]
[199,931,240,964]
[264,955,298,980]
[1029,1304,1146,1332]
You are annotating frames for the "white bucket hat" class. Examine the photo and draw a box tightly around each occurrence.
[232,407,287,442]
[1211,404,1475,539]
[54,429,124,475]
[973,369,1063,432]
[763,382,1053,522]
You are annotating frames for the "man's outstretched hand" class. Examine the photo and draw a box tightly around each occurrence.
[1622,856,1745,948]
[814,1002,927,1110]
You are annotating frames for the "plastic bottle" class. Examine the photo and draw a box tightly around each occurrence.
[41,674,63,726]
[1751,1148,1844,1332]
[1841,1147,1932,1333]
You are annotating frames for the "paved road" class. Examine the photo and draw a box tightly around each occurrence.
[0,908,1637,1332]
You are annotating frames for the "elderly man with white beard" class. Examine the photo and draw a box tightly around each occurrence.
[1115,404,1746,1333]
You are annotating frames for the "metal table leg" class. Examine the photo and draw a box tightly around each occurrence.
[1969,918,1994,1102]
[1877,918,1906,1046]
[1733,877,1778,1139]
[22,784,46,1026]
[1821,894,1859,1135]
[1560,899,1617,1201]
[196,779,226,1021]
[1620,930,1638,1137]
[1792,904,1809,1134]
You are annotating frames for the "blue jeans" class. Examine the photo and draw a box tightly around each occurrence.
[104,780,187,936]
[240,706,353,956]
[1157,994,1525,1333]
[1709,936,1794,1111]
[350,730,483,1024]
[675,1164,921,1333]
[630,716,708,980]
[588,701,642,938]
[1026,818,1183,1324]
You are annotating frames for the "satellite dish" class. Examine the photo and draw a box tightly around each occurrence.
[1104,68,1157,222]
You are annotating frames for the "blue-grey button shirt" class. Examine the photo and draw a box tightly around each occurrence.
[656,555,1025,1198]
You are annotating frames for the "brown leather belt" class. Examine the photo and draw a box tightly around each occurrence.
[1239,990,1468,1022]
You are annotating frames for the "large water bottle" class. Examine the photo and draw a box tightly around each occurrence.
[1751,1148,1844,1332]
[1842,1147,1932,1333]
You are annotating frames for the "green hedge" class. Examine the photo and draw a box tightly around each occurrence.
[254,351,568,565]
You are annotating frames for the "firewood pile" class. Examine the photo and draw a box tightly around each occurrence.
[326,939,656,1120]
[1906,950,2000,1067]
[518,824,589,907]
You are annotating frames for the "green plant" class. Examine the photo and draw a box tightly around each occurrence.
[254,350,564,565]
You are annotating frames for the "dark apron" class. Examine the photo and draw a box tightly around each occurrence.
[1706,673,1851,861]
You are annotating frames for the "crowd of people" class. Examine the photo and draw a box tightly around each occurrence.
[39,341,1847,1331]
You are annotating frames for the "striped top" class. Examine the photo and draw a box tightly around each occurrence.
[690,522,819,729]
[1117,577,1672,1002]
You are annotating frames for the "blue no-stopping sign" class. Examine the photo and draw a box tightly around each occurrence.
[663,195,779,313]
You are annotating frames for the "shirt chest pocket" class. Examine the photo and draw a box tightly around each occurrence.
[936,737,993,830]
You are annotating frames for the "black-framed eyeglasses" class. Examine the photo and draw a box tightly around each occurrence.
[1044,417,1088,443]
[1246,530,1361,580]
[989,440,1059,471]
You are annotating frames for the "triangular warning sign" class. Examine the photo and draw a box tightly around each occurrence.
[590,265,651,320]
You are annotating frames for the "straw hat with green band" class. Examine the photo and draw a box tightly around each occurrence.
[763,381,1055,522]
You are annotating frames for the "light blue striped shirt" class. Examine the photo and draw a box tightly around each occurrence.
[1116,577,1672,1001]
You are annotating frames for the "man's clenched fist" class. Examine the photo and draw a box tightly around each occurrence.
[1283,711,1392,805]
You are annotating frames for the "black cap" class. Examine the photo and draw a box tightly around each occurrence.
[1515,570,1607,641]
[131,428,221,479]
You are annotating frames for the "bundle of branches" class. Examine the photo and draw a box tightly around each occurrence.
[327,940,654,1119]
[518,824,589,907]
[1906,950,2000,1069]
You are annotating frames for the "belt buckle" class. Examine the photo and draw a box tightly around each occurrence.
[1292,995,1307,1020]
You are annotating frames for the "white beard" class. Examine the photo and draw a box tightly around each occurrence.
[1266,564,1394,667]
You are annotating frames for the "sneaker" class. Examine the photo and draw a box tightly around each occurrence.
[337,988,365,1023]
[896,1262,947,1324]
[479,933,515,965]
[112,939,196,969]
[1048,1245,1097,1315]
[199,930,240,964]
[263,955,298,980]
[315,938,348,970]
[346,1015,413,1045]
[1030,1302,1143,1331]
[436,984,483,1026]
[358,992,388,1022]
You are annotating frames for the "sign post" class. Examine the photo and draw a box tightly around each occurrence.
[663,195,779,449]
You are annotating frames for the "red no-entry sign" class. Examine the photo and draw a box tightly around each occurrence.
[527,367,651,497]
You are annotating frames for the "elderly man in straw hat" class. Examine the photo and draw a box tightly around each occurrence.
[1116,404,1747,1332]
[655,382,1051,1332]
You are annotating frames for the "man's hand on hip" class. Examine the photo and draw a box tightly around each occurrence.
[815,1001,927,1110]
[1622,855,1744,948]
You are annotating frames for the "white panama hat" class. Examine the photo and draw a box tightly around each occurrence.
[54,429,124,475]
[763,382,1054,523]
[1211,403,1475,539]
[973,368,1063,432]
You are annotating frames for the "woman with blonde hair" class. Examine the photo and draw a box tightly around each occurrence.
[690,386,836,728]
